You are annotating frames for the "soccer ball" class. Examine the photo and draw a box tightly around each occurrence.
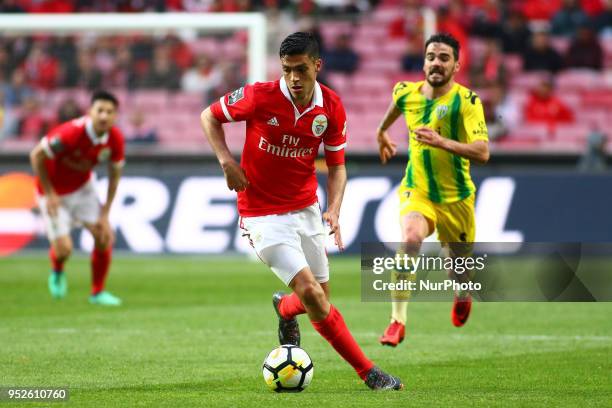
[262,345,314,392]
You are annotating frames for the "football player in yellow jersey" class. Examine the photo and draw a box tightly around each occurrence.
[375,33,490,346]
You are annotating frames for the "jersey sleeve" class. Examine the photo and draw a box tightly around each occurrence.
[322,102,347,166]
[462,92,489,143]
[209,84,256,123]
[392,81,410,108]
[110,129,126,169]
[40,120,83,159]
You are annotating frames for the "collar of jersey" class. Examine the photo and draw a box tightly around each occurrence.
[418,81,459,101]
[280,77,323,125]
[85,117,109,145]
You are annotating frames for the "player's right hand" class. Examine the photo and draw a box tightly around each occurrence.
[221,160,249,192]
[377,130,397,165]
[46,192,60,218]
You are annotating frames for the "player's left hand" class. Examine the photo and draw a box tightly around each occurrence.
[414,127,446,149]
[323,210,344,251]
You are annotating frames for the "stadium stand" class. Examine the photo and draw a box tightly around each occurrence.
[0,0,611,154]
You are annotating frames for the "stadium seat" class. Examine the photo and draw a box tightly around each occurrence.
[355,24,389,42]
[378,0,402,8]
[371,6,401,22]
[351,73,392,92]
[325,73,352,95]
[222,40,246,61]
[353,40,382,56]
[550,37,570,54]
[581,90,612,108]
[553,124,591,142]
[468,38,489,62]
[508,123,550,141]
[575,110,609,129]
[167,93,204,111]
[360,58,401,74]
[504,55,523,76]
[602,38,612,68]
[511,72,552,89]
[320,22,354,45]
[380,40,407,60]
[556,70,603,91]
[126,91,168,111]
[191,38,222,56]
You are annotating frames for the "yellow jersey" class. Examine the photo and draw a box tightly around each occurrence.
[393,81,488,204]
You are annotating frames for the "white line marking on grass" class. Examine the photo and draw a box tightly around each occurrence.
[352,332,612,342]
[2,328,611,343]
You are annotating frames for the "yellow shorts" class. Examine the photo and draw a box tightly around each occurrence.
[398,181,475,249]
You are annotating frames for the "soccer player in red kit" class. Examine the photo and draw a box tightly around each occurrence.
[29,91,124,306]
[200,32,403,390]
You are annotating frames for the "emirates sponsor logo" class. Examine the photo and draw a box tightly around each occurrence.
[258,136,314,158]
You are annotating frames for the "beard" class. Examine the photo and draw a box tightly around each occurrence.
[426,69,452,88]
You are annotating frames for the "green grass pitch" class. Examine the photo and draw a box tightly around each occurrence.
[1,255,611,407]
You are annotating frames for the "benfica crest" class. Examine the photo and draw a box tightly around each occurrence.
[312,114,328,137]
[97,147,111,162]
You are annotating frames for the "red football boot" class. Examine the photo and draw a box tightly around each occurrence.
[451,295,472,327]
[379,321,405,347]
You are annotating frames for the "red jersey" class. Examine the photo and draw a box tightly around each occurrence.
[524,93,575,126]
[210,78,347,217]
[37,116,125,195]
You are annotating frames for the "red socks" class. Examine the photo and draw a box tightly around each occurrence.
[49,246,112,295]
[91,247,112,295]
[311,305,374,380]
[279,292,306,319]
[279,294,374,380]
[49,247,64,273]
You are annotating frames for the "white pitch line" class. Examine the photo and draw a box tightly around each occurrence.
[1,328,611,342]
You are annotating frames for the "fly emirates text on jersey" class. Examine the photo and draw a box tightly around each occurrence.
[258,135,315,158]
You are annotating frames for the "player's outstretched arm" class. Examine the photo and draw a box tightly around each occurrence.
[200,107,248,192]
[29,142,59,217]
[323,164,347,251]
[376,101,401,164]
[413,127,490,164]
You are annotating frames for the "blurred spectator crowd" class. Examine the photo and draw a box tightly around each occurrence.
[1,0,611,158]
[0,32,246,142]
[390,0,611,138]
[319,0,612,155]
[0,0,379,15]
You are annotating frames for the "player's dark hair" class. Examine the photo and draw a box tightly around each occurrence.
[425,33,460,61]
[279,32,320,60]
[91,90,119,108]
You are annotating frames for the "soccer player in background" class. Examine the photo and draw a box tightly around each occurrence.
[201,32,403,390]
[29,91,124,306]
[375,33,489,346]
